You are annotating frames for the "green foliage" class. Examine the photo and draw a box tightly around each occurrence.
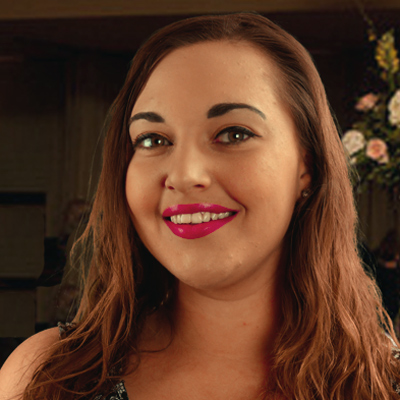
[342,30,400,193]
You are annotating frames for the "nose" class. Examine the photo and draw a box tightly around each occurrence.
[164,144,212,193]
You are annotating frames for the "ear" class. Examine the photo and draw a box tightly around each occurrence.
[297,152,312,199]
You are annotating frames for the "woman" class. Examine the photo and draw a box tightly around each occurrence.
[1,12,400,400]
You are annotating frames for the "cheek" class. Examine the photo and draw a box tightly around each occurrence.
[225,153,300,223]
[125,161,159,219]
[220,155,277,204]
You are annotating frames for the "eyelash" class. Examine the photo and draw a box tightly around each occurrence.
[131,126,257,150]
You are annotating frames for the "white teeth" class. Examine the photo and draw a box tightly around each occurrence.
[169,211,234,225]
[191,212,203,224]
[202,212,211,222]
[181,214,191,224]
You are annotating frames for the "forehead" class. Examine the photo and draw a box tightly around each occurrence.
[132,40,284,117]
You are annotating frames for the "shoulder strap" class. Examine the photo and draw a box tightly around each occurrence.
[57,321,77,340]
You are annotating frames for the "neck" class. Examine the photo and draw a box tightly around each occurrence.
[135,271,282,399]
[170,273,281,365]
[141,278,280,363]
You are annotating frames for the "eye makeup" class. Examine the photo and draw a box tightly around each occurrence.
[131,125,260,151]
[131,132,172,150]
[213,126,259,145]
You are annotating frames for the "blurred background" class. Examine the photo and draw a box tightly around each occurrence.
[1,0,400,366]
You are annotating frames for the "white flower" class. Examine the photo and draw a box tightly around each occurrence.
[388,89,400,126]
[342,130,366,156]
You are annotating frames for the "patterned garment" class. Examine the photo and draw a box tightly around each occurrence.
[95,356,400,398]
[96,373,400,399]
[392,346,400,395]
[94,381,129,400]
[58,323,130,399]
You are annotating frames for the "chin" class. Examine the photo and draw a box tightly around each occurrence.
[170,266,232,290]
[167,259,251,293]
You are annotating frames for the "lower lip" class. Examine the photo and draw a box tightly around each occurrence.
[164,213,238,239]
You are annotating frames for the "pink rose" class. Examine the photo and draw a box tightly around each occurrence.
[355,93,379,111]
[366,138,389,164]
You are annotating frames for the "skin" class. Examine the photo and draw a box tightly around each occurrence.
[124,40,311,399]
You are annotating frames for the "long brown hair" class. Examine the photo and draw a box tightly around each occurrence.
[23,12,400,399]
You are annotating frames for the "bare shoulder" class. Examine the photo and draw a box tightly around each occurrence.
[0,327,59,400]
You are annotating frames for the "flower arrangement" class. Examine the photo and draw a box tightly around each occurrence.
[342,29,400,192]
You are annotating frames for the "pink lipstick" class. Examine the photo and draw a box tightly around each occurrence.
[162,203,239,239]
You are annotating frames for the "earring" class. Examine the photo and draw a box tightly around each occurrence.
[301,189,310,198]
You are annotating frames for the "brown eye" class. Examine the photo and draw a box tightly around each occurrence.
[214,126,256,145]
[133,133,171,150]
[227,131,247,142]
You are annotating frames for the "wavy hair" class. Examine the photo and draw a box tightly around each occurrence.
[23,12,400,399]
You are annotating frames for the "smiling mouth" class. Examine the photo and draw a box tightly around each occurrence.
[163,212,238,239]
[165,211,236,225]
[162,203,239,239]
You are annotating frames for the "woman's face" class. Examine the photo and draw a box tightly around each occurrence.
[126,41,310,294]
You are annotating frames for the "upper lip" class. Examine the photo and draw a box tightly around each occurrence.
[162,203,239,218]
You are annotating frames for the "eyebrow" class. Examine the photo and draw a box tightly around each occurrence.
[128,102,266,126]
[207,103,266,120]
[129,112,165,125]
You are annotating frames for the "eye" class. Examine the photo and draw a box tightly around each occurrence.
[214,126,257,145]
[132,133,172,150]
